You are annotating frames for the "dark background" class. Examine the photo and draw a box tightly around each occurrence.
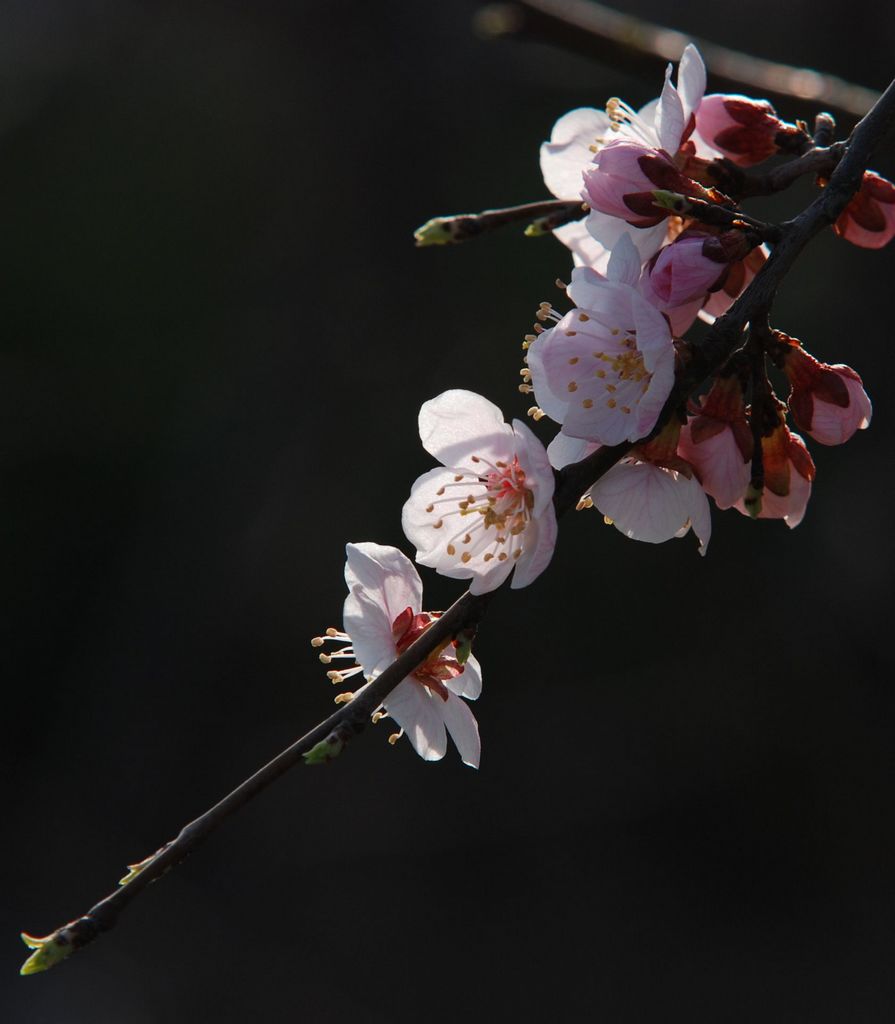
[3,2,894,1021]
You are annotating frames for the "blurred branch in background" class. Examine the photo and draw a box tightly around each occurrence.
[475,0,880,119]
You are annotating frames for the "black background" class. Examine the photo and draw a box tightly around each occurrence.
[3,2,895,1021]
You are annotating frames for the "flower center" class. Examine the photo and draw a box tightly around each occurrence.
[424,454,535,568]
[391,606,463,701]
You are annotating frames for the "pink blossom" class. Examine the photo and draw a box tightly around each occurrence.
[313,543,481,766]
[777,340,872,445]
[833,172,895,249]
[694,94,783,166]
[402,391,557,594]
[527,237,675,446]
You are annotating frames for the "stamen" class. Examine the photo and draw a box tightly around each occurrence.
[388,729,404,746]
[334,692,354,704]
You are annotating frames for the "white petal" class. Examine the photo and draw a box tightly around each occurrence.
[591,461,690,544]
[511,506,558,589]
[511,418,556,518]
[402,467,468,566]
[447,653,482,700]
[586,212,667,265]
[383,681,448,762]
[547,433,599,470]
[344,542,422,624]
[678,44,707,118]
[540,107,611,199]
[680,473,712,555]
[605,232,643,286]
[655,64,686,153]
[526,327,572,426]
[553,219,611,271]
[440,692,481,768]
[418,390,514,467]
[343,587,397,678]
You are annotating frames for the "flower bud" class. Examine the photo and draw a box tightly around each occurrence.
[777,339,872,445]
[643,232,729,308]
[695,94,783,166]
[582,139,706,227]
[833,171,895,250]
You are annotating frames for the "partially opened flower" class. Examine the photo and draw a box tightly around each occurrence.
[694,94,784,166]
[402,391,557,594]
[313,542,482,766]
[539,43,708,267]
[734,421,815,528]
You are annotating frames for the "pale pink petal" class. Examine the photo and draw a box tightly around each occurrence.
[440,692,481,768]
[418,390,514,467]
[734,470,812,528]
[526,328,571,425]
[808,373,872,445]
[591,461,693,545]
[678,422,750,509]
[540,107,611,199]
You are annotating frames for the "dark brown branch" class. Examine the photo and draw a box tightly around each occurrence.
[21,70,895,981]
[475,0,880,119]
[414,199,584,246]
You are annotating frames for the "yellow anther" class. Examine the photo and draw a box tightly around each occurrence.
[334,692,354,704]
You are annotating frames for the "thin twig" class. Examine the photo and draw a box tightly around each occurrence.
[475,0,880,119]
[21,70,895,980]
[414,199,584,246]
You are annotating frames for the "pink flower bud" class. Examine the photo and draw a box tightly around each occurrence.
[582,139,705,228]
[779,341,872,445]
[644,232,729,309]
[695,94,782,166]
[833,172,895,249]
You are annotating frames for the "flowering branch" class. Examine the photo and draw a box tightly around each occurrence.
[475,0,880,118]
[20,54,895,977]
